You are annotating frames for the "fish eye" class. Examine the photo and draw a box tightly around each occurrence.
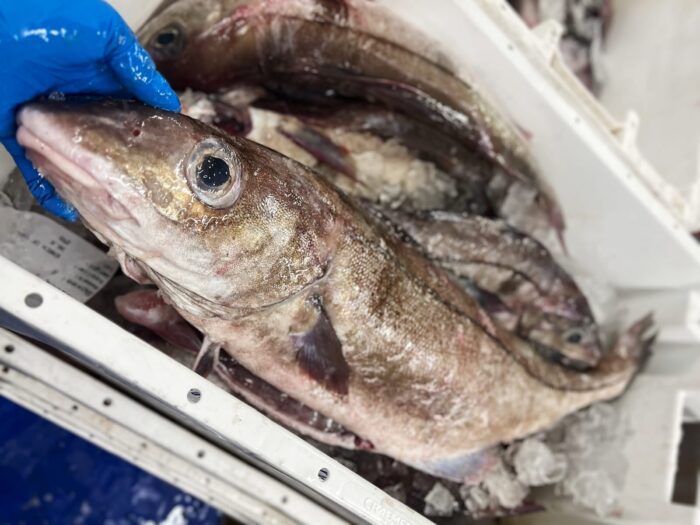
[196,156,230,189]
[149,24,185,59]
[186,139,243,209]
[565,330,584,344]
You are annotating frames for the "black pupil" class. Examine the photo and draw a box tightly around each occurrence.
[156,30,177,47]
[196,156,231,190]
[566,332,583,344]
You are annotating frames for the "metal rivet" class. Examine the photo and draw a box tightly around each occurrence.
[71,405,79,411]
[103,398,112,407]
[281,496,289,504]
[4,345,14,353]
[318,468,330,482]
[197,450,205,459]
[187,388,201,403]
[25,293,43,308]
[2,366,9,373]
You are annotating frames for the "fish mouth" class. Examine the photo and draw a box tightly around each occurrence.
[528,339,595,372]
[16,107,135,224]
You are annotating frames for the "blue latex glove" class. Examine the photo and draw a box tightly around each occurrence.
[0,0,181,221]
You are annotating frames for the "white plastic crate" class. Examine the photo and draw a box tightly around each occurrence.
[1,1,699,523]
[600,0,700,225]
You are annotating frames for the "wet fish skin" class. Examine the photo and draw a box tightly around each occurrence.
[17,100,647,480]
[183,89,490,217]
[115,287,370,449]
[115,289,202,352]
[138,0,559,225]
[379,210,603,369]
[175,94,599,372]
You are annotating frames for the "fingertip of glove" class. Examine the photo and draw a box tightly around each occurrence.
[44,198,80,222]
[148,75,182,112]
[131,83,181,113]
[25,172,79,221]
[159,91,182,113]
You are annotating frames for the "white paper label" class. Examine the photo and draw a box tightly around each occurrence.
[0,206,118,303]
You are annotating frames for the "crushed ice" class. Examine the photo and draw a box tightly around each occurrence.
[549,403,629,516]
[511,438,567,486]
[449,403,628,517]
[424,483,459,516]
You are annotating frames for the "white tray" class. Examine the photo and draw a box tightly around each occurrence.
[1,1,699,523]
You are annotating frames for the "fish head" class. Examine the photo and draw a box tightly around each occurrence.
[138,0,263,90]
[522,311,603,370]
[17,99,336,317]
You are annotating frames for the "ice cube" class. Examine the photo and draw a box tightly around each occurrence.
[512,438,568,486]
[424,483,459,517]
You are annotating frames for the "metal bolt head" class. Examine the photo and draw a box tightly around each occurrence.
[317,468,330,482]
[187,388,202,403]
[25,293,43,308]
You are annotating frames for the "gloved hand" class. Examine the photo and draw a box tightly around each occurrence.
[0,0,181,221]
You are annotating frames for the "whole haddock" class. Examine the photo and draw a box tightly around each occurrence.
[16,100,651,482]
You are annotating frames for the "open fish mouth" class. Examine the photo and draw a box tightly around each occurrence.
[16,106,136,224]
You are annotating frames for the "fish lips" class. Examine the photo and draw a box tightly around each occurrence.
[16,104,136,224]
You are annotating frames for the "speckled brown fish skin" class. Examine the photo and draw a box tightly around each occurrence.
[17,100,646,479]
[379,210,603,370]
[178,92,604,370]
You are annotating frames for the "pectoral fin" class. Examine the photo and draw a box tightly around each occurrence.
[114,289,201,352]
[277,122,357,180]
[193,337,222,378]
[291,297,350,396]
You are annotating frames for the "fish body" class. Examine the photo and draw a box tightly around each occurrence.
[139,0,560,225]
[180,90,604,370]
[17,100,648,480]
[379,210,603,369]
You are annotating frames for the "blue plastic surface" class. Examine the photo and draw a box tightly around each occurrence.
[0,0,181,221]
[0,397,221,525]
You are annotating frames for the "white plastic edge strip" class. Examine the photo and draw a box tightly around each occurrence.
[0,328,349,525]
[0,258,433,525]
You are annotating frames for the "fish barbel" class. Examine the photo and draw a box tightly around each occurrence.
[16,100,650,481]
